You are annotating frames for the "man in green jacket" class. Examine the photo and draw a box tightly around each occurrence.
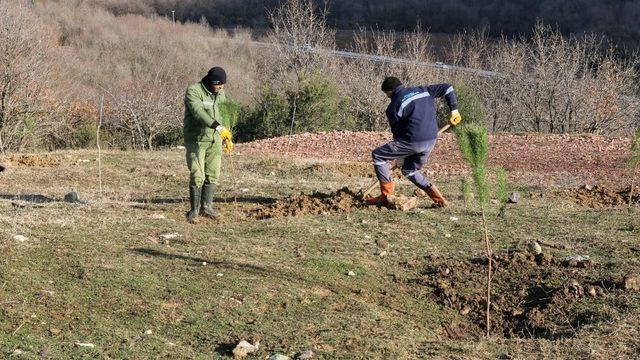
[183,67,234,223]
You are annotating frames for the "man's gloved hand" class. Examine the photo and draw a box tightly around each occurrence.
[449,110,462,126]
[215,125,233,143]
[223,139,234,154]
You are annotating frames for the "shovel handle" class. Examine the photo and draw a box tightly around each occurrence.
[438,124,451,134]
[361,179,381,198]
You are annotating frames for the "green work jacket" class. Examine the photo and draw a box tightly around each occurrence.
[183,82,227,143]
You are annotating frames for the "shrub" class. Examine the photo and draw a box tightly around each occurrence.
[236,88,290,142]
[236,74,345,142]
[437,81,485,128]
[286,74,341,133]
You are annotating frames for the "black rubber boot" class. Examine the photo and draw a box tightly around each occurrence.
[186,185,202,223]
[201,182,221,219]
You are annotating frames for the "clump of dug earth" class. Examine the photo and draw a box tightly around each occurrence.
[416,251,636,339]
[249,187,364,219]
[1,154,61,167]
[568,185,639,207]
[248,188,421,219]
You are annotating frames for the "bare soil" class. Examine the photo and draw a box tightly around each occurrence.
[239,131,637,187]
[416,251,634,339]
[568,185,640,207]
[1,154,61,167]
[246,187,422,219]
[248,187,366,219]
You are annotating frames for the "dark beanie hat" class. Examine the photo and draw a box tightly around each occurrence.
[203,67,227,85]
[381,76,402,92]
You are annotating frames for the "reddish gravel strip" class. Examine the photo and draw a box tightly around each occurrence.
[237,131,635,187]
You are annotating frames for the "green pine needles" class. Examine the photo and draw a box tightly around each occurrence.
[455,123,499,337]
[218,100,242,132]
[457,124,490,204]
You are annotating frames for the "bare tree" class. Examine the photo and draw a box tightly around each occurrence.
[332,28,401,131]
[263,0,336,151]
[267,0,335,81]
[103,66,182,150]
[0,0,55,152]
[481,23,640,134]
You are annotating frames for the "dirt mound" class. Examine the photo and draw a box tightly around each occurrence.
[569,185,638,207]
[2,154,61,167]
[248,187,365,219]
[417,251,632,339]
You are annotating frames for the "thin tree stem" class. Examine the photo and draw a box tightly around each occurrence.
[97,95,104,198]
[285,93,297,156]
[630,163,638,208]
[481,205,492,337]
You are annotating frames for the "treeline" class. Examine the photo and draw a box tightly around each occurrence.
[1,0,259,151]
[1,0,638,153]
[94,0,640,49]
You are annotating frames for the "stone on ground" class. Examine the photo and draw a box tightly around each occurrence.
[508,192,521,204]
[269,355,291,360]
[623,274,640,291]
[232,340,259,359]
[386,194,418,211]
[297,350,314,360]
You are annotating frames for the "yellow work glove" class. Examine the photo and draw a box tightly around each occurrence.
[215,125,233,143]
[449,110,462,126]
[223,139,234,154]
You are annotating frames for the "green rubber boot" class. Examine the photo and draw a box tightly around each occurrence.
[186,185,202,224]
[201,182,221,219]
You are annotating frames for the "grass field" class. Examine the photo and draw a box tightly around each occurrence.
[1,149,639,359]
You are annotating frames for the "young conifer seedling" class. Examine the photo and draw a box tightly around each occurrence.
[456,123,494,337]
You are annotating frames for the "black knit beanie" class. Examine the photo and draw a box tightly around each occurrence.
[203,67,227,85]
[381,76,402,92]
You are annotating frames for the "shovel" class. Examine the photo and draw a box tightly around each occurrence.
[358,124,451,199]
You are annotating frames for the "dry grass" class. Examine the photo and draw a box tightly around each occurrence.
[0,149,639,358]
[2,1,637,152]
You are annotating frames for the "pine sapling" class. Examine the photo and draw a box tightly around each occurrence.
[461,177,474,209]
[456,124,493,337]
[218,100,241,132]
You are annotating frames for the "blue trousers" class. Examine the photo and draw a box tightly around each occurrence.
[371,139,436,190]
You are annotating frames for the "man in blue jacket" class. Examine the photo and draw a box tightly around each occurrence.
[366,76,462,207]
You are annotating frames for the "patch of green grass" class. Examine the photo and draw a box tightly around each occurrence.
[1,150,639,358]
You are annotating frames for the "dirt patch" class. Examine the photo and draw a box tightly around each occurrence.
[416,251,633,339]
[239,131,636,187]
[2,154,61,167]
[568,185,639,207]
[247,188,421,219]
[248,187,365,219]
[304,162,375,178]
